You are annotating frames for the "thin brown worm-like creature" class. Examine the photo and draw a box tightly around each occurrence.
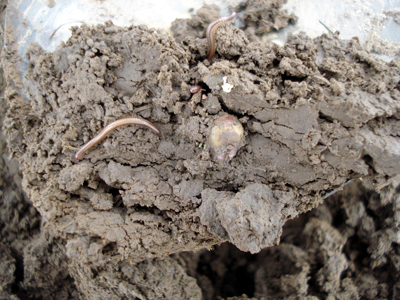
[75,117,161,160]
[206,11,237,60]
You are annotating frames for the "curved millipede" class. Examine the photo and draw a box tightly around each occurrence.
[75,117,161,160]
[206,11,237,60]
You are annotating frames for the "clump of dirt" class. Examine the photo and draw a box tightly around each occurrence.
[177,177,400,299]
[2,0,400,269]
[239,0,297,37]
[2,1,400,298]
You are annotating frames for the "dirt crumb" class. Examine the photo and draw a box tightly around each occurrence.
[239,0,297,40]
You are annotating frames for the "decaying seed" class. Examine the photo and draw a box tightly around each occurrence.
[208,114,244,161]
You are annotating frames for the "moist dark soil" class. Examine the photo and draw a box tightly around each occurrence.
[1,0,400,299]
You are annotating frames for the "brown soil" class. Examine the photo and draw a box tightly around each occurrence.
[1,0,400,299]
